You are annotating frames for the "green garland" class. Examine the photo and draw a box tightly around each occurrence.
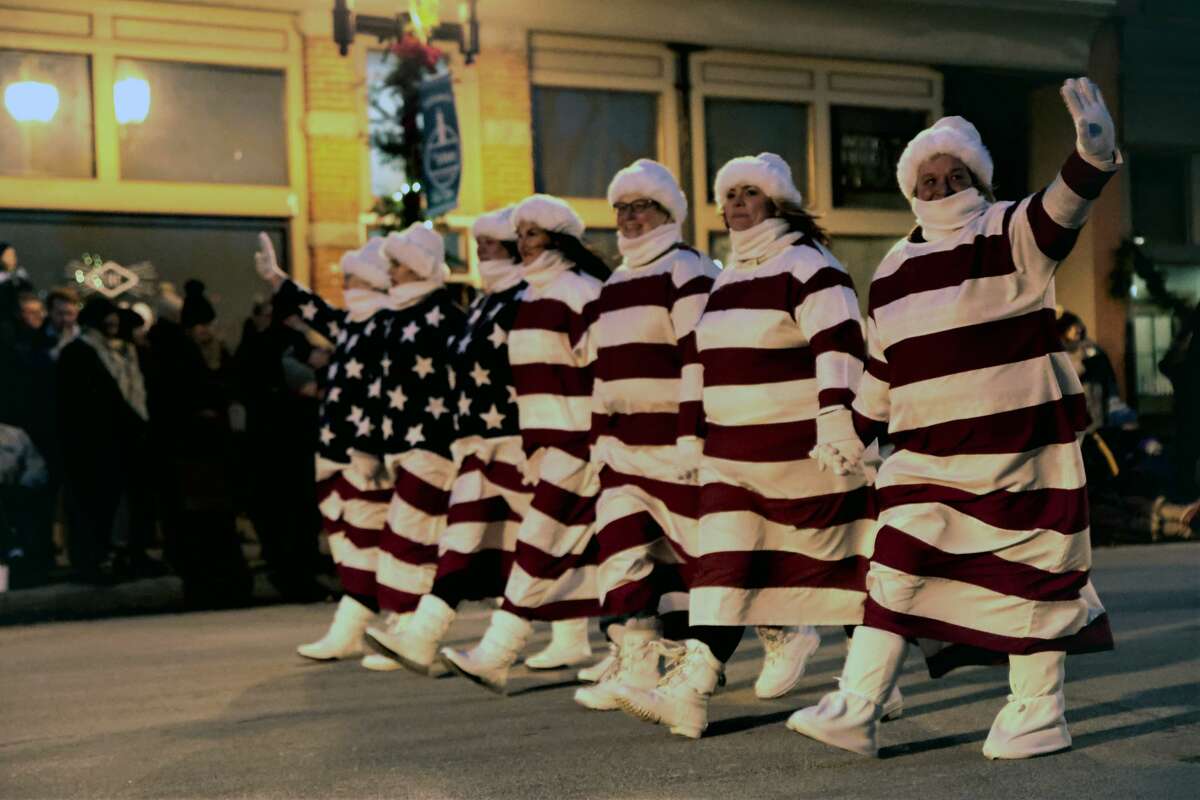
[1110,239,1192,318]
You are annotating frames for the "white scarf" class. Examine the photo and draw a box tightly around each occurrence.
[478,258,523,294]
[520,250,573,292]
[910,188,989,243]
[728,218,800,268]
[387,280,444,311]
[617,222,683,269]
[343,288,401,322]
[80,328,148,421]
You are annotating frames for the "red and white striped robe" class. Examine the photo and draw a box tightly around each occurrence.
[690,237,874,626]
[320,460,392,603]
[856,149,1118,675]
[590,245,718,618]
[501,264,605,621]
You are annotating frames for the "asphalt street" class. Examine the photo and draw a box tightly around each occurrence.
[1,542,1197,799]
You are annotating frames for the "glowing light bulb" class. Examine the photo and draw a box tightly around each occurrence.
[114,78,150,124]
[4,81,59,123]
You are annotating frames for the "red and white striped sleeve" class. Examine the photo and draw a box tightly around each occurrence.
[1008,148,1122,281]
[852,312,891,447]
[792,250,866,418]
[671,256,716,450]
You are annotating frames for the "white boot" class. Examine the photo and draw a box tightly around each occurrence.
[360,611,411,670]
[615,639,722,739]
[578,623,624,682]
[440,609,533,694]
[296,595,373,661]
[366,594,456,676]
[754,625,821,699]
[786,626,907,756]
[575,622,660,711]
[524,618,593,670]
[983,652,1070,760]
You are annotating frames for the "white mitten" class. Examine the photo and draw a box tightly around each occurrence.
[1060,77,1118,168]
[809,408,865,476]
[255,232,287,288]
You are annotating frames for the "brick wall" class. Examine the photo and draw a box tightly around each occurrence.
[477,47,535,210]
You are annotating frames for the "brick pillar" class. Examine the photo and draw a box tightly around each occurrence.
[302,36,369,306]
[477,47,535,209]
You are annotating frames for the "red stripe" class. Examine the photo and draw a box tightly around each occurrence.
[818,387,855,410]
[529,478,597,526]
[501,597,601,621]
[852,409,889,447]
[513,297,573,333]
[333,479,392,504]
[468,457,528,496]
[692,550,869,592]
[1026,190,1081,262]
[376,585,422,614]
[511,534,600,581]
[593,272,672,315]
[593,411,680,448]
[704,419,817,462]
[511,363,593,396]
[866,357,889,384]
[446,495,521,525]
[868,235,1015,313]
[864,600,1115,663]
[1058,149,1115,200]
[599,466,698,519]
[521,429,590,461]
[379,524,438,567]
[392,464,451,517]
[678,400,704,440]
[699,346,815,386]
[872,525,1089,602]
[342,520,382,550]
[675,274,714,300]
[336,565,377,599]
[884,308,1060,388]
[877,483,1089,535]
[890,396,1085,457]
[678,331,699,365]
[434,550,512,601]
[705,264,853,315]
[809,318,865,360]
[595,510,664,563]
[700,482,874,530]
[594,341,681,381]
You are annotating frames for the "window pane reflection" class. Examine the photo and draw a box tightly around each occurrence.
[0,49,93,178]
[705,98,809,203]
[117,59,287,185]
[831,105,926,210]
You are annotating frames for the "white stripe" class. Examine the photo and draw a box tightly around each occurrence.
[702,378,820,426]
[697,307,797,350]
[594,376,682,414]
[503,562,598,608]
[328,531,377,572]
[697,513,874,562]
[877,442,1086,493]
[376,554,435,597]
[690,585,866,626]
[700,455,866,500]
[516,394,592,433]
[508,328,575,366]
[593,304,674,348]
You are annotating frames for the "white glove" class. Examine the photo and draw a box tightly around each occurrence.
[254,232,287,289]
[1060,77,1117,166]
[809,408,865,476]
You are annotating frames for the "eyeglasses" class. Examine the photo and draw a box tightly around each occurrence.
[612,199,662,216]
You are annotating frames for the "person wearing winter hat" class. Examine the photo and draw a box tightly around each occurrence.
[440,194,609,692]
[614,153,876,739]
[254,234,406,663]
[787,77,1119,760]
[343,223,464,670]
[570,159,719,712]
[365,207,535,675]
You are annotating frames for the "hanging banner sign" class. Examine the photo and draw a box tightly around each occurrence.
[418,72,462,218]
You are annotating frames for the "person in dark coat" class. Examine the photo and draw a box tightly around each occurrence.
[157,280,252,608]
[57,296,151,582]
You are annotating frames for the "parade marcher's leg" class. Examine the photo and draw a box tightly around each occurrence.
[440,608,534,693]
[786,626,907,757]
[298,594,376,661]
[574,617,660,710]
[524,617,593,669]
[982,651,1070,760]
[615,638,724,739]
[578,619,625,683]
[753,625,822,700]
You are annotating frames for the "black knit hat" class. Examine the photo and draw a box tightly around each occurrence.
[181,279,216,328]
[78,295,119,330]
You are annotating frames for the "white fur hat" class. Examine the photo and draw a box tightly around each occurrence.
[606,158,688,223]
[714,152,803,210]
[511,194,585,239]
[471,206,516,242]
[896,116,993,198]
[383,223,446,281]
[341,239,390,291]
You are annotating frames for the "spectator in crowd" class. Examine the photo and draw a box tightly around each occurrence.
[45,287,81,359]
[1157,301,1200,538]
[235,299,328,602]
[0,422,49,590]
[1057,310,1134,433]
[57,296,153,583]
[155,280,251,608]
[0,242,33,355]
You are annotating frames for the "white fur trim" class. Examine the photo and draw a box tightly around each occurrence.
[472,206,515,242]
[714,152,803,210]
[896,116,993,198]
[342,238,390,290]
[383,223,445,280]
[511,194,585,239]
[606,158,688,223]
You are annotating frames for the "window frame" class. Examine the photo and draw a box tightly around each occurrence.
[0,0,310,282]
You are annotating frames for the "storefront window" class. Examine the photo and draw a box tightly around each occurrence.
[831,105,927,210]
[0,49,93,178]
[533,87,656,198]
[116,58,287,185]
[704,98,809,203]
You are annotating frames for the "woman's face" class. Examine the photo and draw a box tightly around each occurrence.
[722,185,773,232]
[614,197,670,239]
[516,222,552,265]
[915,154,974,201]
[189,322,214,346]
[387,258,419,286]
[476,235,510,262]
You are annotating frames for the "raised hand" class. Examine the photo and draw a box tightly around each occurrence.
[254,231,286,289]
[1060,77,1116,163]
